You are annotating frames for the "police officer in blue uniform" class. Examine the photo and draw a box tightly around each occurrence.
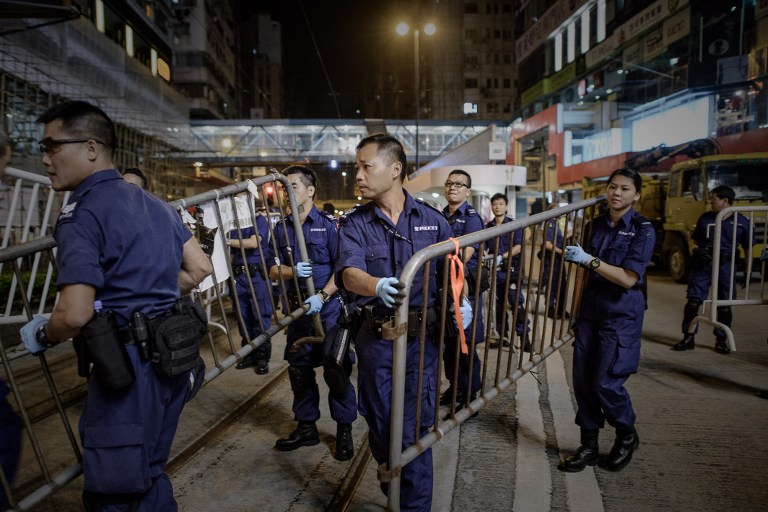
[561,168,654,473]
[268,165,357,461]
[542,204,569,318]
[672,185,754,354]
[20,101,212,511]
[440,169,485,411]
[485,193,531,351]
[0,379,21,510]
[338,134,468,511]
[1,132,22,511]
[229,209,273,374]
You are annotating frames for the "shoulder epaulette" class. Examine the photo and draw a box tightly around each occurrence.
[415,199,444,216]
[339,202,371,224]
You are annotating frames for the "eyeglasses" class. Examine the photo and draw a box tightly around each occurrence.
[38,138,104,154]
[444,180,469,190]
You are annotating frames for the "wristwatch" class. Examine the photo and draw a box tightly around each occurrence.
[35,324,54,348]
[588,257,601,271]
[317,290,331,303]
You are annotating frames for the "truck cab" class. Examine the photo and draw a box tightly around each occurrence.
[663,153,768,282]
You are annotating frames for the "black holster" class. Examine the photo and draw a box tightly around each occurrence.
[322,293,359,398]
[74,311,135,391]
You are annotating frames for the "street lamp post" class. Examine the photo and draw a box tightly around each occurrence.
[397,22,435,174]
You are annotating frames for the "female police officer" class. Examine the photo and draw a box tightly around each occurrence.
[20,101,212,510]
[561,168,654,473]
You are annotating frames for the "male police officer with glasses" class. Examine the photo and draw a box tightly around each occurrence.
[20,101,212,511]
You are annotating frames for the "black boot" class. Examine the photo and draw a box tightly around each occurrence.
[560,429,599,472]
[714,337,730,355]
[236,352,257,369]
[604,427,639,471]
[275,421,320,451]
[334,423,354,461]
[672,334,695,351]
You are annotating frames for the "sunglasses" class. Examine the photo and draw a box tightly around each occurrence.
[38,138,104,154]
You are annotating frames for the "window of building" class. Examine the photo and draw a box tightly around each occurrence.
[465,3,478,13]
[494,53,500,64]
[486,4,492,14]
[554,32,563,71]
[465,78,479,88]
[125,25,134,57]
[504,53,511,64]
[465,28,478,41]
[502,3,511,13]
[486,78,492,88]
[503,78,511,88]
[494,78,499,88]
[494,29,501,39]
[567,21,576,63]
[581,9,591,54]
[597,0,606,42]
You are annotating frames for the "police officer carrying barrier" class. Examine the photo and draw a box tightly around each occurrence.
[542,203,570,319]
[0,130,22,511]
[229,207,273,374]
[19,101,213,511]
[485,193,531,351]
[672,185,754,354]
[440,169,484,413]
[338,134,471,511]
[561,167,654,473]
[268,165,357,461]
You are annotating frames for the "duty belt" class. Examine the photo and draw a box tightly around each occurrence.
[362,305,436,340]
[232,263,261,276]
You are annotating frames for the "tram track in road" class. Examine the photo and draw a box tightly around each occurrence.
[168,354,375,512]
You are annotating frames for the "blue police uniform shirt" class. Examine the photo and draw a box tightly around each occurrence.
[581,209,655,317]
[486,216,524,265]
[229,214,270,266]
[337,191,452,309]
[545,218,565,248]
[54,169,190,326]
[268,205,337,292]
[692,210,753,257]
[443,202,484,271]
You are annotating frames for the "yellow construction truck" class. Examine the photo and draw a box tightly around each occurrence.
[582,152,768,283]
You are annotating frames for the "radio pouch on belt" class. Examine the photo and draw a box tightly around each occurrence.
[149,299,208,378]
[75,311,135,391]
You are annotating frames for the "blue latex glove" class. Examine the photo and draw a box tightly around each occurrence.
[20,315,49,355]
[761,248,768,261]
[495,255,503,267]
[375,277,406,308]
[460,298,473,330]
[564,244,592,266]
[304,294,324,315]
[295,261,313,278]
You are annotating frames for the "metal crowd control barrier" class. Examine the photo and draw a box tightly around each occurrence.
[689,205,768,352]
[0,172,318,510]
[379,198,603,511]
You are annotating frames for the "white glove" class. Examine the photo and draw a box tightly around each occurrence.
[375,277,406,308]
[460,298,473,330]
[295,261,313,278]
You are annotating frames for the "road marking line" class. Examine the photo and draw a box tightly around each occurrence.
[547,349,605,511]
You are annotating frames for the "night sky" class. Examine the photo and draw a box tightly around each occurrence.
[257,0,419,119]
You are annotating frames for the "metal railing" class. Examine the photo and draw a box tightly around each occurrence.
[377,198,603,511]
[690,205,768,352]
[0,173,319,510]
